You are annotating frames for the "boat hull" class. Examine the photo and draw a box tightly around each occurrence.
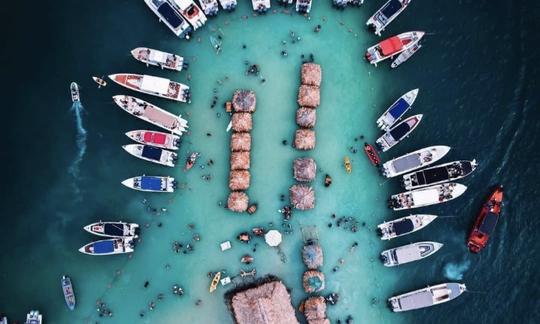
[376,89,419,131]
[126,130,180,150]
[365,31,425,66]
[382,145,451,178]
[467,185,503,253]
[122,144,177,167]
[381,241,443,267]
[83,222,139,238]
[78,238,134,256]
[131,47,186,71]
[366,0,412,36]
[389,183,467,211]
[377,214,437,240]
[61,276,76,311]
[376,114,423,152]
[388,283,466,312]
[109,73,191,103]
[121,176,176,193]
[402,160,478,190]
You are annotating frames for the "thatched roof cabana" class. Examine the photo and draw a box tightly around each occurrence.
[232,113,253,132]
[303,270,325,293]
[303,296,329,324]
[231,132,252,152]
[233,89,257,113]
[297,85,320,108]
[302,243,323,269]
[294,129,316,151]
[228,191,249,213]
[229,170,251,191]
[231,280,299,324]
[296,107,317,128]
[293,158,317,182]
[231,151,251,170]
[301,63,322,87]
[290,185,315,210]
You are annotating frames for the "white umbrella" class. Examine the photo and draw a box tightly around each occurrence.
[265,230,282,247]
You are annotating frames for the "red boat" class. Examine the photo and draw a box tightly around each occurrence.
[467,185,504,253]
[364,143,381,167]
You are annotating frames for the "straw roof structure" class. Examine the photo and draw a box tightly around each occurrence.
[302,270,325,294]
[231,280,299,324]
[233,89,257,113]
[231,151,251,170]
[302,243,323,269]
[231,132,252,152]
[301,63,322,87]
[290,185,315,210]
[228,191,249,213]
[296,107,317,128]
[232,113,253,132]
[294,129,316,151]
[229,170,251,191]
[293,158,317,182]
[303,296,329,324]
[297,85,320,108]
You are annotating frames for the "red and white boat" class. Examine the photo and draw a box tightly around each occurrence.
[126,130,181,150]
[108,73,191,102]
[131,47,188,72]
[467,185,504,253]
[365,31,424,66]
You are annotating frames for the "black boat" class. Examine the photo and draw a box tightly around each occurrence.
[402,159,477,190]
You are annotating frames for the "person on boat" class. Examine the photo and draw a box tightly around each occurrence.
[237,232,250,243]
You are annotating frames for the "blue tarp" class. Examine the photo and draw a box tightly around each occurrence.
[389,98,410,119]
[141,176,162,191]
[93,240,114,254]
[156,1,184,28]
[142,146,162,161]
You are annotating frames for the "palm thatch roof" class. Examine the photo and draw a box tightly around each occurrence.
[302,270,325,293]
[232,113,253,132]
[297,85,320,108]
[294,129,316,151]
[231,280,299,324]
[301,63,322,87]
[233,89,257,113]
[231,151,251,170]
[293,158,317,182]
[229,170,251,191]
[290,185,315,210]
[228,191,249,213]
[303,296,329,324]
[296,107,317,128]
[231,132,252,152]
[302,243,323,269]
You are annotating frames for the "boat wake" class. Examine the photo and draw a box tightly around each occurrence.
[68,101,87,195]
[443,259,471,280]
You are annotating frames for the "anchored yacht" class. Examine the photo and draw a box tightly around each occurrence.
[365,31,424,66]
[377,214,437,240]
[376,114,423,152]
[377,89,419,131]
[389,183,467,211]
[171,0,207,30]
[382,146,451,178]
[131,47,188,71]
[122,175,176,193]
[109,74,191,102]
[122,144,178,167]
[144,0,192,39]
[126,130,181,150]
[388,283,466,312]
[403,160,477,190]
[381,241,443,267]
[84,221,140,238]
[366,0,412,36]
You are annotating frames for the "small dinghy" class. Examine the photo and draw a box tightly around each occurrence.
[389,183,467,211]
[131,47,188,71]
[184,152,200,171]
[121,175,176,193]
[61,275,76,310]
[381,145,451,178]
[126,130,181,150]
[376,114,423,152]
[83,221,140,238]
[377,214,437,240]
[78,238,135,256]
[344,156,352,174]
[376,89,419,131]
[70,82,80,102]
[122,144,178,167]
[391,42,422,68]
[92,76,107,88]
[402,160,478,190]
[364,143,381,167]
[380,241,443,267]
[209,272,221,293]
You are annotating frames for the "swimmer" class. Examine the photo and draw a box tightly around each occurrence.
[144,281,149,288]
[282,139,288,145]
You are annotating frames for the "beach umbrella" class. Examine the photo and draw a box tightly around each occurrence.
[265,230,282,247]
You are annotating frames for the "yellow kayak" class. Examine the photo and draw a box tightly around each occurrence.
[209,271,221,293]
[344,156,352,174]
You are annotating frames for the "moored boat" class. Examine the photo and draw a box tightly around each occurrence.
[112,95,188,135]
[184,152,200,171]
[78,238,135,256]
[376,89,419,131]
[126,130,181,150]
[92,76,107,88]
[365,31,424,66]
[122,175,176,193]
[123,144,178,167]
[366,0,412,36]
[25,310,42,324]
[296,0,312,14]
[344,156,352,174]
[364,143,381,166]
[209,272,221,293]
[0,316,7,324]
[109,73,191,102]
[403,160,478,190]
[131,47,188,71]
[377,214,437,240]
[218,0,237,10]
[467,185,504,253]
[382,145,451,178]
[198,0,219,16]
[171,0,207,30]
[391,42,422,68]
[252,0,271,13]
[376,114,423,152]
[83,221,140,238]
[380,241,443,267]
[70,82,80,102]
[389,183,467,211]
[61,275,76,311]
[144,0,192,39]
[388,282,467,312]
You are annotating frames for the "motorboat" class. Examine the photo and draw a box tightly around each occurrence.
[122,175,176,193]
[388,283,466,312]
[112,95,188,135]
[144,0,192,39]
[389,183,468,211]
[377,214,437,240]
[365,31,424,66]
[391,42,422,68]
[83,221,140,238]
[382,146,451,178]
[171,0,207,30]
[25,310,42,324]
[376,89,419,131]
[126,130,180,150]
[131,47,188,71]
[198,0,219,16]
[380,241,443,267]
[109,73,191,102]
[364,143,381,166]
[403,160,478,190]
[218,0,237,10]
[376,114,423,152]
[467,185,504,253]
[296,0,312,14]
[61,275,76,311]
[78,238,135,256]
[122,144,178,167]
[70,82,80,102]
[252,0,271,13]
[92,76,107,88]
[366,0,412,36]
[184,152,200,171]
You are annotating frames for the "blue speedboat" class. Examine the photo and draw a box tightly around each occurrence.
[61,275,76,310]
[376,89,419,131]
[121,175,176,193]
[79,238,135,256]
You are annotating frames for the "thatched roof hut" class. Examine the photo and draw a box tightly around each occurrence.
[228,191,249,213]
[293,158,317,182]
[229,170,251,191]
[231,151,251,170]
[290,185,315,210]
[296,107,317,128]
[233,90,257,113]
[301,63,322,87]
[231,280,299,324]
[303,270,325,293]
[232,113,253,132]
[302,243,323,269]
[297,85,320,108]
[231,132,252,152]
[303,296,329,324]
[294,129,316,151]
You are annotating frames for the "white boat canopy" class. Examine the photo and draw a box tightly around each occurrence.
[411,189,438,206]
[149,51,167,63]
[395,245,423,263]
[141,75,170,93]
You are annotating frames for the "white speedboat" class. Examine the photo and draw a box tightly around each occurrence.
[109,73,191,102]
[366,0,412,36]
[365,31,424,66]
[78,238,135,256]
[198,0,219,16]
[112,95,188,135]
[171,0,207,30]
[122,175,176,193]
[391,42,422,68]
[381,241,443,267]
[131,47,188,71]
[296,0,312,14]
[218,0,237,10]
[377,214,437,240]
[376,114,423,152]
[126,130,181,150]
[252,0,271,13]
[25,311,42,324]
[388,283,466,312]
[70,82,80,102]
[123,144,178,167]
[376,89,419,131]
[382,146,451,178]
[403,160,478,190]
[144,0,192,39]
[61,275,76,311]
[83,221,140,238]
[389,183,468,211]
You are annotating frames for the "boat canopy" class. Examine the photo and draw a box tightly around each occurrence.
[174,0,192,11]
[93,240,114,253]
[394,219,414,235]
[104,224,125,237]
[393,155,421,173]
[479,211,498,235]
[141,176,163,190]
[399,291,433,310]
[413,167,451,186]
[395,245,423,263]
[411,189,439,205]
[156,0,184,28]
[144,132,167,145]
[142,146,163,160]
[389,98,410,119]
[380,36,403,56]
[141,75,170,93]
[149,50,167,63]
[145,106,178,128]
[389,120,413,141]
[381,0,403,19]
